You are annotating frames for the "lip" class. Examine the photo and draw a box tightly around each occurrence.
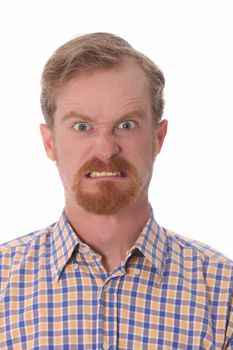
[84,174,128,183]
[86,176,128,182]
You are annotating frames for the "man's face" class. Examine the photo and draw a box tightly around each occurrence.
[41,60,167,215]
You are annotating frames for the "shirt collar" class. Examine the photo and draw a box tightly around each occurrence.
[51,211,80,281]
[130,206,168,279]
[51,206,168,281]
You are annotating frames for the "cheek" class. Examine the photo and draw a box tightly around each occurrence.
[140,135,155,160]
[130,139,155,177]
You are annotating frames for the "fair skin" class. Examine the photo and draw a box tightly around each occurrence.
[40,60,167,272]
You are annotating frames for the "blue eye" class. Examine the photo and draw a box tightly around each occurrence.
[73,122,91,132]
[118,120,136,130]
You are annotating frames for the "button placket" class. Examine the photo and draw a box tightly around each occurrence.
[101,278,118,350]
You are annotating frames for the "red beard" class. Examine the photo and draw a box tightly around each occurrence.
[72,156,142,215]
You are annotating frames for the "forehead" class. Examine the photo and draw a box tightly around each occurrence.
[54,61,152,121]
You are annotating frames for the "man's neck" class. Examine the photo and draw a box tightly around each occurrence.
[65,198,150,273]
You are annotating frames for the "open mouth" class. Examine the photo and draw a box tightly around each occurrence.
[85,171,127,178]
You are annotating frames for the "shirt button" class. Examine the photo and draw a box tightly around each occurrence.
[102,343,110,350]
[73,263,79,270]
[103,285,110,293]
[80,246,90,254]
[135,268,141,276]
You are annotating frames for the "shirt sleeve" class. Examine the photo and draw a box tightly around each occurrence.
[225,291,233,348]
[0,246,14,292]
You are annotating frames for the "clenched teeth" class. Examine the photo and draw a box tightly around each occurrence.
[88,171,122,178]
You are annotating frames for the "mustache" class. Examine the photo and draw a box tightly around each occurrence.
[77,156,137,178]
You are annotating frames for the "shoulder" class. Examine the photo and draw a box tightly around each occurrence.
[0,223,55,290]
[0,223,55,252]
[164,228,233,271]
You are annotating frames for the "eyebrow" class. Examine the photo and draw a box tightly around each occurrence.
[62,112,94,123]
[62,110,146,124]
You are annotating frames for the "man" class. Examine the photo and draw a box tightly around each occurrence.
[0,33,232,349]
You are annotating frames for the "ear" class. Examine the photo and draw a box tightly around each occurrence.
[154,119,168,155]
[40,124,56,161]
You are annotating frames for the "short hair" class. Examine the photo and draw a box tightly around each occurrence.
[40,32,165,128]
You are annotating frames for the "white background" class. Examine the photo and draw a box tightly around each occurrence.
[0,0,232,258]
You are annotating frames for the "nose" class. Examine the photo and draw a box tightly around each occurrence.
[93,132,121,163]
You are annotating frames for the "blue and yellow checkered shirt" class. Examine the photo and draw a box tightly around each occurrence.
[0,208,233,349]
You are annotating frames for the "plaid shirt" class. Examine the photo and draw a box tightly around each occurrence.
[0,208,233,349]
